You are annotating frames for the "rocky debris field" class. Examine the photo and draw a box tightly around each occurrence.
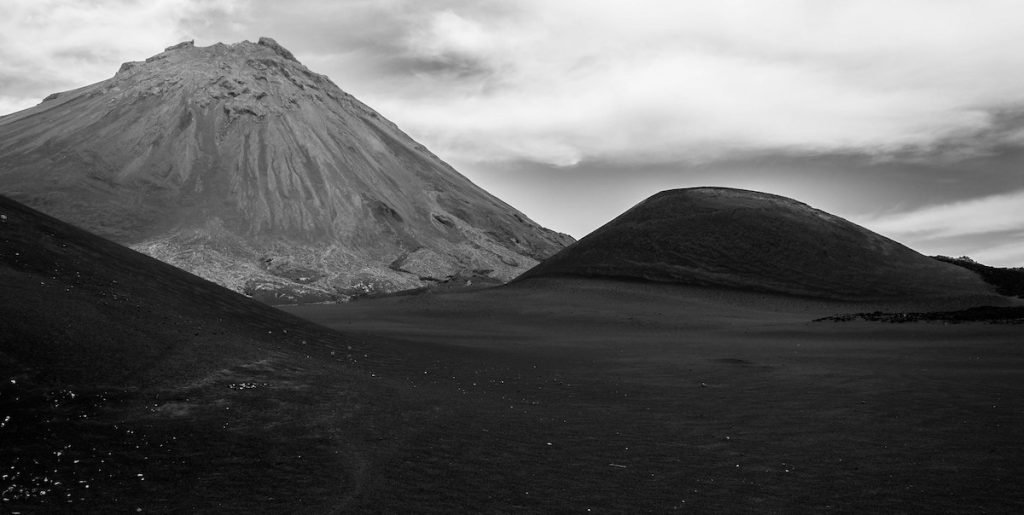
[815,305,1024,324]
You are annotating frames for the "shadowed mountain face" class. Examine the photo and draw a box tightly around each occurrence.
[0,193,402,510]
[0,194,342,386]
[519,187,998,301]
[0,38,572,303]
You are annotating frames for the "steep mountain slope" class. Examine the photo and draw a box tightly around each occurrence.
[519,187,999,302]
[0,38,572,302]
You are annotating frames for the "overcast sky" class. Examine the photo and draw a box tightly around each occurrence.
[3,0,1023,266]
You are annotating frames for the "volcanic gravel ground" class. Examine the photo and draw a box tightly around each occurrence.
[4,196,1023,512]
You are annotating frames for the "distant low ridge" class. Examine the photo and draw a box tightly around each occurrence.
[519,187,1001,302]
[0,38,572,303]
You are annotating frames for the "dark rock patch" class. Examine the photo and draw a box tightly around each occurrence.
[815,306,1024,324]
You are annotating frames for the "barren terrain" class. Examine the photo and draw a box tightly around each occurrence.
[3,194,1023,512]
[284,278,1024,513]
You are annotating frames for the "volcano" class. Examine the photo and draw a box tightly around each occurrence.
[0,38,572,302]
[519,187,999,302]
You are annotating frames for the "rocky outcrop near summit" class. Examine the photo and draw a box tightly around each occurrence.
[0,38,572,303]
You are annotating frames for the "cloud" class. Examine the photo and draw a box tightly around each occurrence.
[410,10,495,58]
[3,1,1019,264]
[843,188,1024,268]
[859,189,1024,240]
[348,0,1024,165]
[970,239,1024,268]
[6,0,1024,168]
[855,189,1024,267]
[0,0,242,107]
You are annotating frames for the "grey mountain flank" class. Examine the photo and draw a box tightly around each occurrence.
[0,38,573,302]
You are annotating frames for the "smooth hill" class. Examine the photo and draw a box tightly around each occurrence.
[0,38,572,302]
[518,187,1000,304]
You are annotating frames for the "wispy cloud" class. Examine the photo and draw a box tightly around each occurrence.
[856,189,1024,266]
[351,0,1024,165]
[859,190,1024,239]
[971,239,1024,268]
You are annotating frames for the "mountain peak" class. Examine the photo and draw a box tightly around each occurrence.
[164,39,195,52]
[157,38,295,62]
[106,37,347,123]
[0,38,573,303]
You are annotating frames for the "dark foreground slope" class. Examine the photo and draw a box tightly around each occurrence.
[0,195,425,511]
[0,38,571,303]
[519,187,999,303]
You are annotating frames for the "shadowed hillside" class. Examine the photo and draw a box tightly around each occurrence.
[0,195,357,385]
[0,194,419,510]
[519,187,1000,303]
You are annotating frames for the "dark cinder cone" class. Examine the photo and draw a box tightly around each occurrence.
[519,187,996,301]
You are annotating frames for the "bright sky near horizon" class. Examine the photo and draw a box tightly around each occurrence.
[2,0,1023,266]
